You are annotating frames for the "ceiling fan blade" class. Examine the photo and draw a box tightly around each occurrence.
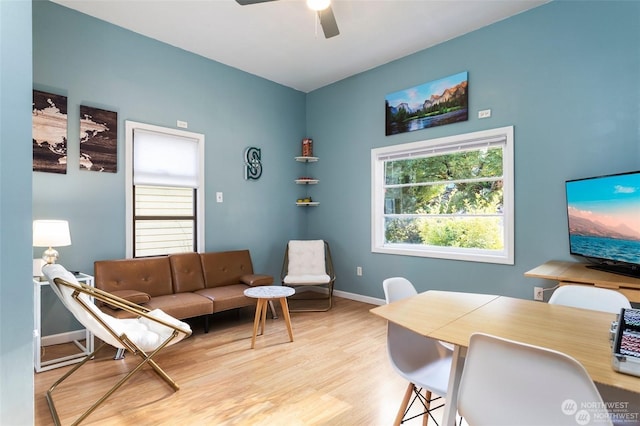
[318,6,339,39]
[236,0,278,5]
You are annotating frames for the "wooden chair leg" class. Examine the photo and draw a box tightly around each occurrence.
[423,389,432,426]
[394,382,415,426]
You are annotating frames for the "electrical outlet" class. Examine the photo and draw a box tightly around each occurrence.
[534,286,544,301]
[356,266,362,276]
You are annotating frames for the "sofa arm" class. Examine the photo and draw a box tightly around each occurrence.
[240,274,273,286]
[100,289,152,309]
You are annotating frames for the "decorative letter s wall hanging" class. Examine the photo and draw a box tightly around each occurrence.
[244,147,262,180]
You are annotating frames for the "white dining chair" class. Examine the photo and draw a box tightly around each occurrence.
[548,284,634,426]
[548,284,631,313]
[457,332,612,426]
[383,277,453,426]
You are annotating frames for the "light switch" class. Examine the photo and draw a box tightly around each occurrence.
[216,192,223,203]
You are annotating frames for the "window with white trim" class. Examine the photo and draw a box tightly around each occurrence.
[125,121,205,258]
[371,126,514,264]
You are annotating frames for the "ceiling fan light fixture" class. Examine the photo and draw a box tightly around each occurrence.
[307,0,330,11]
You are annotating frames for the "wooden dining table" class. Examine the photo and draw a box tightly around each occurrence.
[370,290,640,426]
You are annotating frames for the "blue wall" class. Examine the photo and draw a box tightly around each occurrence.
[32,1,309,336]
[32,2,307,276]
[0,0,34,424]
[306,1,640,300]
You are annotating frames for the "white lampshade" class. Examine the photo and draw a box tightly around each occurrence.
[33,220,71,264]
[33,220,72,247]
[307,0,330,11]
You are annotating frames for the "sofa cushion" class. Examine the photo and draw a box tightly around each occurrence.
[286,240,326,276]
[94,257,173,297]
[196,284,256,312]
[169,252,206,293]
[145,293,213,320]
[200,250,254,288]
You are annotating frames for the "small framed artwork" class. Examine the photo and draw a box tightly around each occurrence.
[385,71,468,136]
[80,105,118,172]
[32,90,68,174]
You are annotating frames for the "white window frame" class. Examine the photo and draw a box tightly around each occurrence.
[371,126,514,264]
[125,120,205,258]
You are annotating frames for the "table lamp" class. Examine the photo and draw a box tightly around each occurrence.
[33,220,72,264]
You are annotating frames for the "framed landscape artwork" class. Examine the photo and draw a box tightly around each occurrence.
[32,90,68,174]
[385,71,468,136]
[80,105,118,172]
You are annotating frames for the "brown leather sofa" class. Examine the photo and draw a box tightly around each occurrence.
[93,250,273,333]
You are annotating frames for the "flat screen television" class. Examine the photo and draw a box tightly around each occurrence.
[565,170,640,278]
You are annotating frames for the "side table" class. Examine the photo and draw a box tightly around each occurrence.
[244,286,295,349]
[34,273,95,372]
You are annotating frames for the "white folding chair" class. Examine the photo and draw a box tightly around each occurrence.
[457,332,612,426]
[42,264,192,426]
[383,277,453,426]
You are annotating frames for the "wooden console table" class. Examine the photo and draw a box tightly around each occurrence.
[525,261,640,303]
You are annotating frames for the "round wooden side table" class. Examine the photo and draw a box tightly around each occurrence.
[244,286,295,348]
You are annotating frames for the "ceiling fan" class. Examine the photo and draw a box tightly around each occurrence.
[235,0,340,39]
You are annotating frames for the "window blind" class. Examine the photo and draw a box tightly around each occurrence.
[376,134,506,162]
[133,129,199,188]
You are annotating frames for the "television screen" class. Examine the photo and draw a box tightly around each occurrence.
[566,171,640,277]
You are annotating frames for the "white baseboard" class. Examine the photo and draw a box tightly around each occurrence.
[334,289,385,306]
[41,330,86,346]
[288,285,384,306]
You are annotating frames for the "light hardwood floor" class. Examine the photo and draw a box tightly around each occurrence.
[34,297,446,425]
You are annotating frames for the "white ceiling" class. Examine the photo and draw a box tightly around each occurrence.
[52,0,548,93]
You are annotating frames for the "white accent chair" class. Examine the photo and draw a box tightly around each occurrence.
[548,284,631,313]
[42,264,192,426]
[383,277,453,425]
[281,240,335,311]
[457,333,612,426]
